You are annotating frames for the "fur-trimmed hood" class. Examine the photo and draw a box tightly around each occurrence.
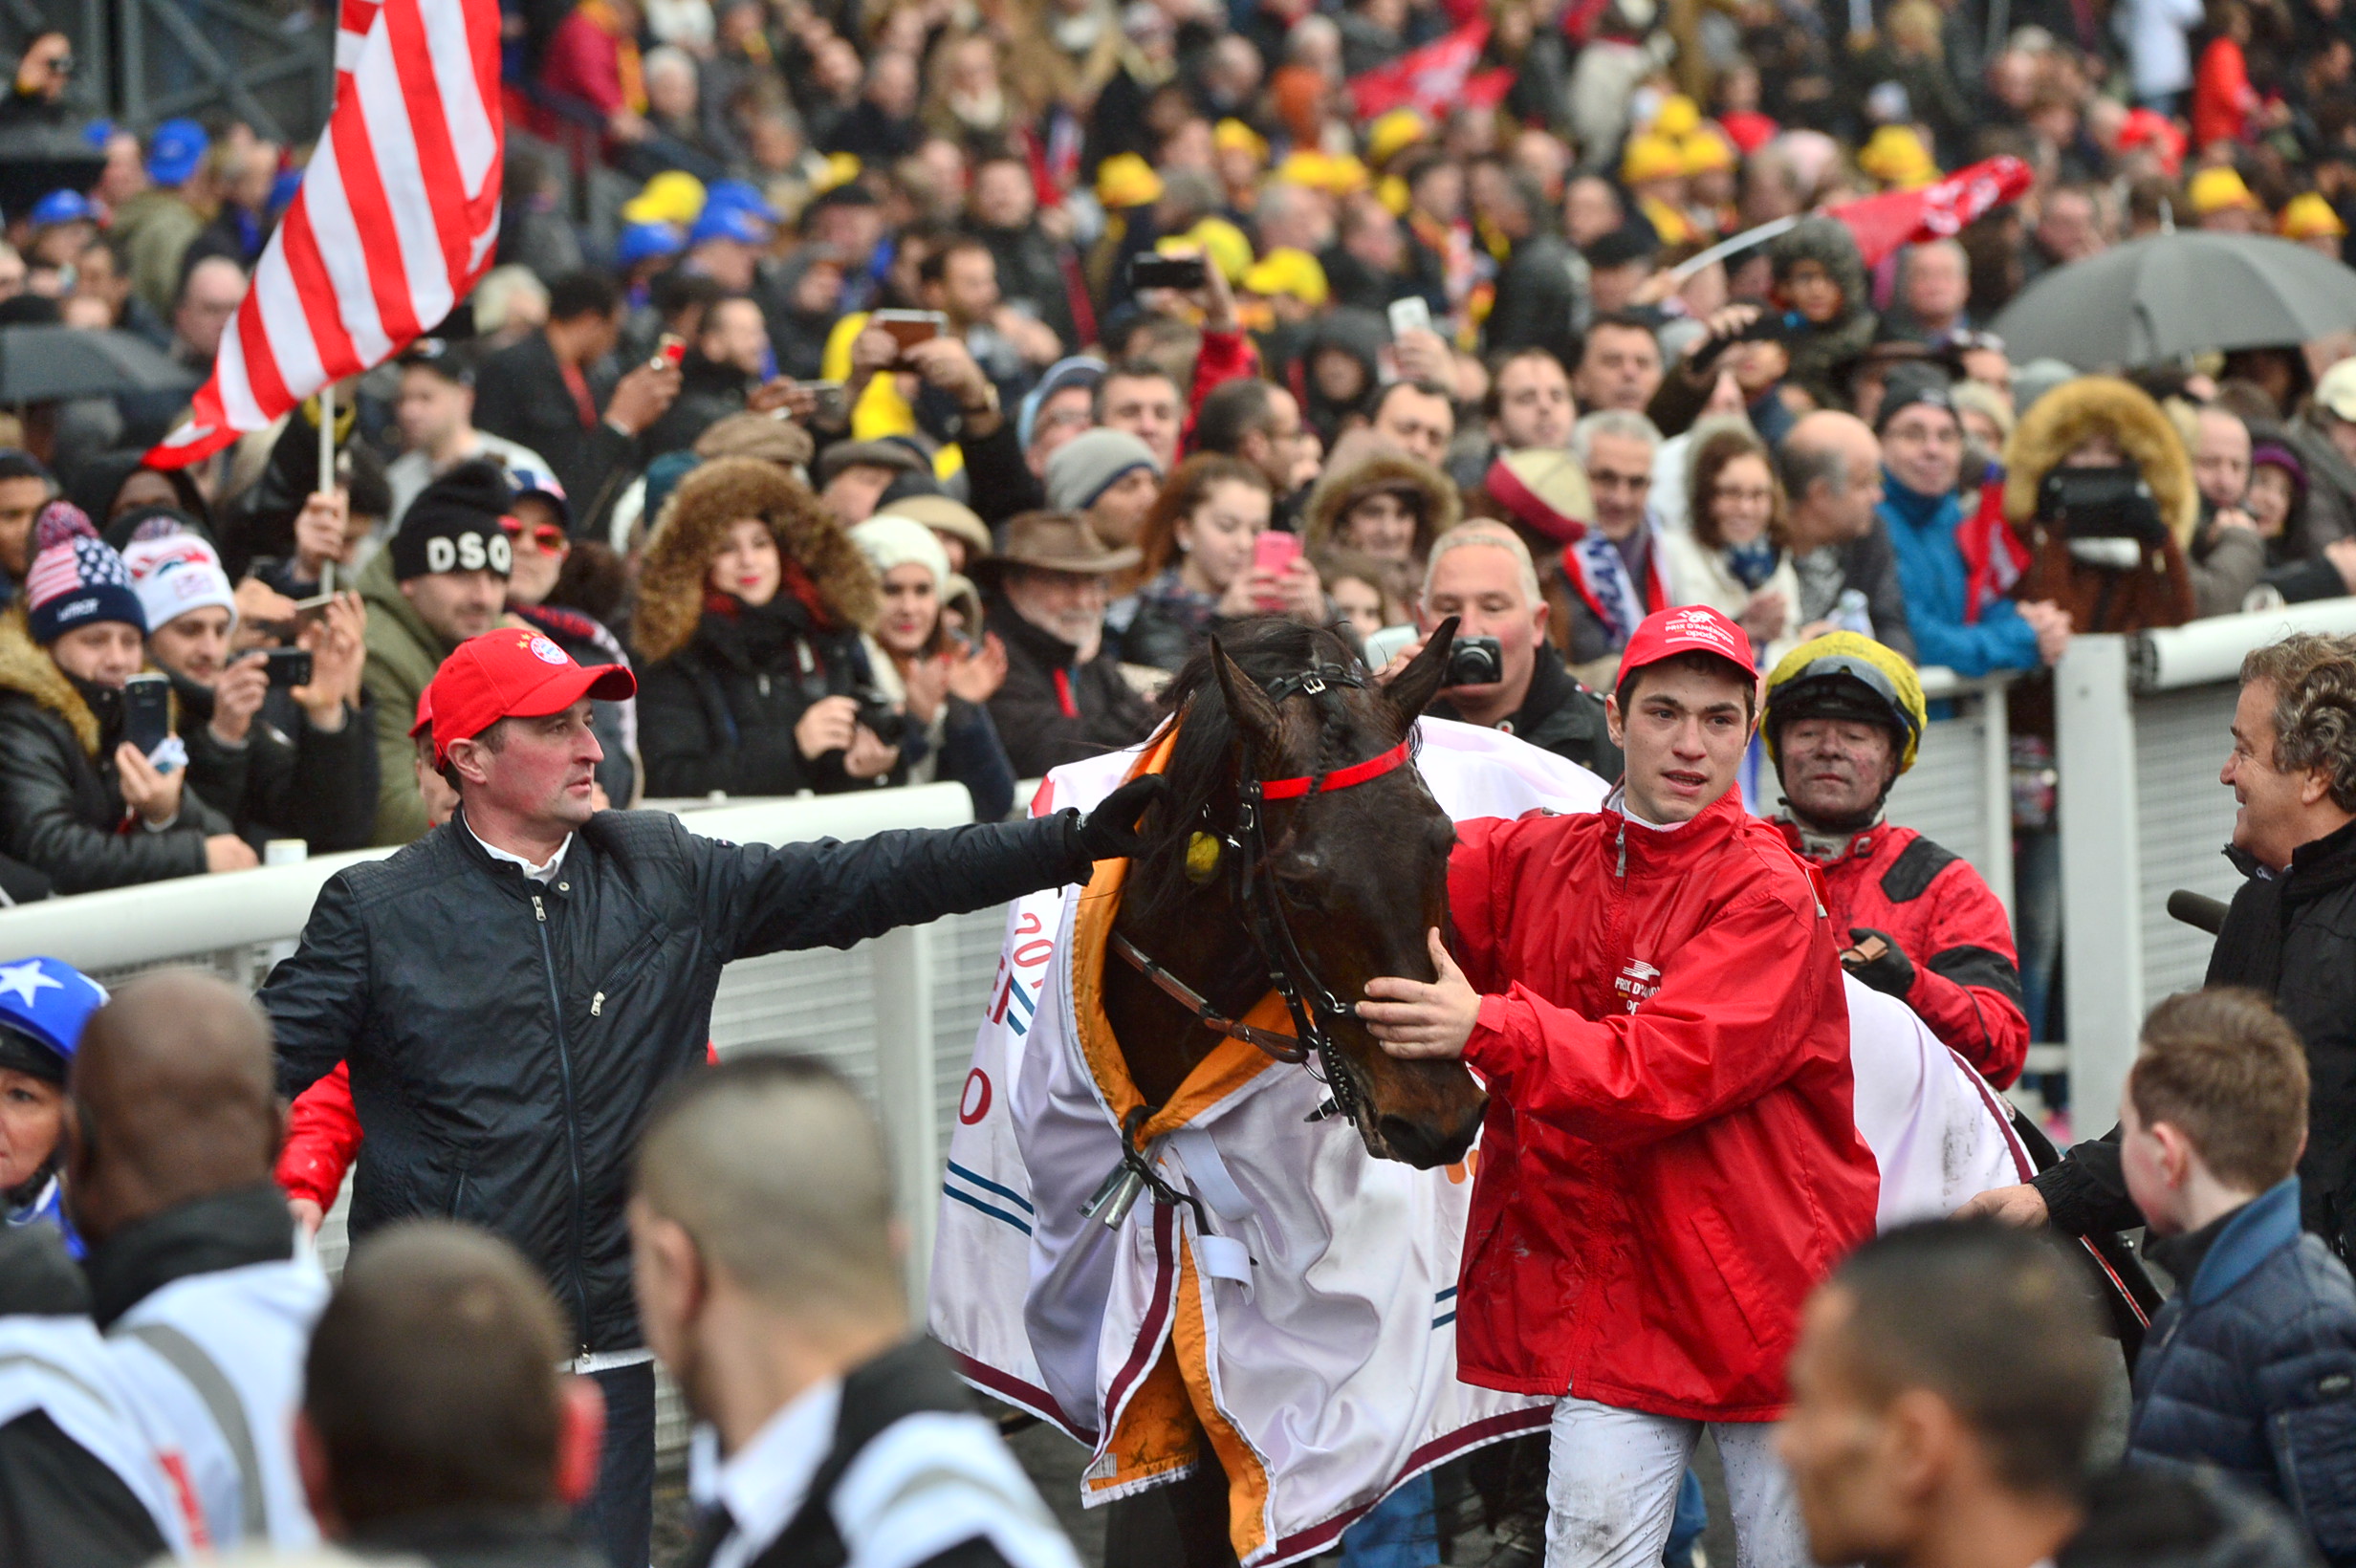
[2001,375,2199,550]
[1300,452,1462,561]
[0,607,98,755]
[633,457,882,666]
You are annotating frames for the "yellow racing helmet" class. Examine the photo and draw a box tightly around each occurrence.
[1761,632,1927,773]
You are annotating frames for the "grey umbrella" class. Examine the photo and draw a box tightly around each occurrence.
[1990,231,2356,368]
[0,326,201,403]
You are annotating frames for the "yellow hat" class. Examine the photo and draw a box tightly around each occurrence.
[1679,126,1735,175]
[622,170,706,226]
[1242,246,1329,306]
[2282,191,2349,239]
[1858,125,1938,189]
[812,152,862,195]
[1377,172,1410,215]
[1653,95,1701,138]
[1213,118,1269,163]
[1366,108,1431,168]
[1621,133,1685,185]
[1162,217,1254,282]
[1276,149,1369,195]
[2189,164,2261,215]
[1096,152,1165,208]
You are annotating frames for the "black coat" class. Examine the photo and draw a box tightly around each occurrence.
[0,639,229,892]
[1484,230,1579,369]
[642,352,757,459]
[637,600,897,799]
[2040,817,2356,1250]
[260,805,1093,1349]
[473,332,641,537]
[983,599,1156,779]
[176,675,380,855]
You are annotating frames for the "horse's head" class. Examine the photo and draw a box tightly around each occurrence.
[1122,618,1484,1168]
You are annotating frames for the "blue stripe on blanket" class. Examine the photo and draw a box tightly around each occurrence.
[948,1161,1036,1213]
[945,1184,1034,1235]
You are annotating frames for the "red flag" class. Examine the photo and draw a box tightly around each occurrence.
[1348,22,1515,121]
[145,0,502,468]
[1826,156,2033,271]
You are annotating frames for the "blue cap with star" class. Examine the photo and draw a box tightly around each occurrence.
[0,956,106,1080]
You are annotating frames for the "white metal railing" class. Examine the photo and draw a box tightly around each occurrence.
[2058,600,2356,1130]
[1887,667,2016,916]
[0,784,1000,1305]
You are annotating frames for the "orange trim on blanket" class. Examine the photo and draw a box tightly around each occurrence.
[1067,724,1291,1526]
[1174,1230,1275,1561]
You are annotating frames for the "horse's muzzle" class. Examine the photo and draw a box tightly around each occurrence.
[1375,1102,1484,1169]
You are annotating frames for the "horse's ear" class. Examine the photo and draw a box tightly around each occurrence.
[1212,637,1283,760]
[1387,615,1457,724]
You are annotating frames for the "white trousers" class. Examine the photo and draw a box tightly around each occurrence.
[1543,1396,1810,1568]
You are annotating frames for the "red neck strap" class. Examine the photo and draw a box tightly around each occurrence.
[1257,739,1410,800]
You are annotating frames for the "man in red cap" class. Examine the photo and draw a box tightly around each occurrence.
[257,627,1163,1568]
[1360,604,1877,1568]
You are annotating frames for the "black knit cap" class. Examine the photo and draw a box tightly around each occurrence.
[392,459,514,581]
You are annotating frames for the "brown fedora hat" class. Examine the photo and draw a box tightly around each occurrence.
[977,511,1142,583]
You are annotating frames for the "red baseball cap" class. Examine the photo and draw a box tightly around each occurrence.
[1614,605,1757,690]
[425,627,636,765]
[410,686,433,740]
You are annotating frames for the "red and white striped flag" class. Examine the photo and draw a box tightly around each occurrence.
[145,0,502,468]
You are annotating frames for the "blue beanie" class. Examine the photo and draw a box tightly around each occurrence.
[24,502,144,644]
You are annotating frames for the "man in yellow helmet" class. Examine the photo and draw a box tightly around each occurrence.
[1762,633,2030,1087]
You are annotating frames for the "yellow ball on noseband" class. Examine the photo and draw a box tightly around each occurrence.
[1186,832,1222,883]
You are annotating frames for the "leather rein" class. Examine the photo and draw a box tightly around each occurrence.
[1112,661,1411,1127]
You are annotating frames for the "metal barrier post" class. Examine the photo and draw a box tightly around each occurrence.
[1976,678,2015,915]
[2057,635,2142,1132]
[870,922,938,1306]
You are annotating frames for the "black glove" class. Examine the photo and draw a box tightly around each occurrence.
[1840,926,1916,999]
[1070,773,1172,864]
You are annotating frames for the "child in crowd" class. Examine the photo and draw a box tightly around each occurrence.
[2123,988,2356,1561]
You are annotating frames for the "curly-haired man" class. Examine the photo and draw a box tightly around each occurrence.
[1965,632,2356,1257]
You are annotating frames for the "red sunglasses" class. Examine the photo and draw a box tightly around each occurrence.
[500,516,569,553]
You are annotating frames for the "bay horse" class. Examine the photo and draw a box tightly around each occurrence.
[1096,616,1490,1568]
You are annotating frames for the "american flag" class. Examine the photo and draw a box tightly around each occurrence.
[145,0,503,468]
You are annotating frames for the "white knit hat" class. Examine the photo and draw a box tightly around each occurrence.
[121,530,239,635]
[849,513,951,588]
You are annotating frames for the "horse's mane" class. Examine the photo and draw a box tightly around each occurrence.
[1125,617,1407,927]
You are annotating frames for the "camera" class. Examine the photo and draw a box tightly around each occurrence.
[853,692,909,748]
[2037,465,2167,546]
[1445,635,1505,686]
[1128,253,1208,292]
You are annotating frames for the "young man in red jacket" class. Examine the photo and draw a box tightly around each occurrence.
[1362,604,1880,1568]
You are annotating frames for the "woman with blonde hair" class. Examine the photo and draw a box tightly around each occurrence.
[1665,423,1806,666]
[1122,455,1324,670]
[633,457,899,797]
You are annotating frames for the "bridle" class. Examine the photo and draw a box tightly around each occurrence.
[1112,660,1412,1130]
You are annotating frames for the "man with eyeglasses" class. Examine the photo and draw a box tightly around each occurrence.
[1559,409,1669,686]
[387,339,553,527]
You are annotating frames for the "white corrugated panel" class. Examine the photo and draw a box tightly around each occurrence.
[932,905,1014,1143]
[1884,708,1989,871]
[2133,685,2243,1005]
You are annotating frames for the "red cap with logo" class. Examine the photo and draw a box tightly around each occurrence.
[425,627,637,765]
[1614,604,1757,689]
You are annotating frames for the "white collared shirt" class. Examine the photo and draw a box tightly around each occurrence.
[707,1378,845,1568]
[466,822,573,883]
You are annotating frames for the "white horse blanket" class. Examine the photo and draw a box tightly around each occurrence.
[928,719,2028,1567]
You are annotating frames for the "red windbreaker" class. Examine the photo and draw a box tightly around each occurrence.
[1449,791,1880,1421]
[1777,819,2030,1089]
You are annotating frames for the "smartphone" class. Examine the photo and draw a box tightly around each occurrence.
[264,647,315,688]
[1128,253,1208,292]
[795,379,848,422]
[290,593,335,631]
[871,310,946,361]
[1251,531,1299,611]
[122,673,171,759]
[650,332,686,372]
[1386,296,1433,339]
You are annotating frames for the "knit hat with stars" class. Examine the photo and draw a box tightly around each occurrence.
[24,502,144,645]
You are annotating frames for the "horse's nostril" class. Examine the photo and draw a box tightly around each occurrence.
[1377,1114,1459,1170]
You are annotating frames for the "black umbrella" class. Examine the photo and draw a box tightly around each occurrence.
[1991,230,2356,368]
[0,325,199,403]
[0,122,105,221]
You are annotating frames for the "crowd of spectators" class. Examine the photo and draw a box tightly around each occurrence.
[9,0,2356,939]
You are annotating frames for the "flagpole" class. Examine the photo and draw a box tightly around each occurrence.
[317,381,337,596]
[1669,215,1800,283]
